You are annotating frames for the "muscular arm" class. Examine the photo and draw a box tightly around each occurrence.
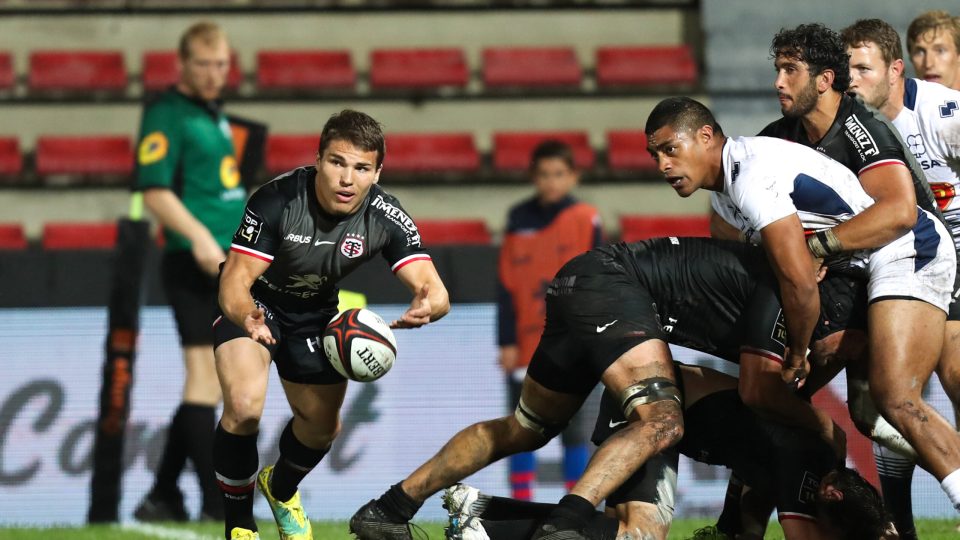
[218,250,273,343]
[760,214,820,383]
[144,188,225,276]
[392,259,451,328]
[710,208,742,241]
[831,164,916,250]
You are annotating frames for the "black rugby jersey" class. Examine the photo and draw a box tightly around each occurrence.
[597,238,863,363]
[230,166,430,321]
[758,93,940,216]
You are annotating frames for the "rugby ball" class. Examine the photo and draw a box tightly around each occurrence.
[322,308,397,382]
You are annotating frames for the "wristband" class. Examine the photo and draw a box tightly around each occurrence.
[807,228,842,258]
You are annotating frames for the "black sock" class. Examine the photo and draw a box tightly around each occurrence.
[715,473,744,535]
[376,483,424,522]
[874,442,917,539]
[269,419,329,502]
[544,494,596,530]
[483,518,540,540]
[177,404,220,516]
[152,404,189,499]
[583,514,619,540]
[482,496,557,520]
[213,423,258,538]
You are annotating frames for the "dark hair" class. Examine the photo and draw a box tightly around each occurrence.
[908,10,960,54]
[841,19,904,67]
[816,467,890,540]
[319,109,386,168]
[644,97,723,137]
[771,23,851,92]
[529,139,576,171]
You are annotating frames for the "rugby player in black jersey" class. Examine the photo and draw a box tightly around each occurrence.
[348,237,865,540]
[211,110,450,540]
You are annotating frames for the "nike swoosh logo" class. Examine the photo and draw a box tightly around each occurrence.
[609,419,627,428]
[596,320,618,333]
[314,240,336,246]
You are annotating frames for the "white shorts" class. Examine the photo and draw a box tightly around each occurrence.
[868,211,957,313]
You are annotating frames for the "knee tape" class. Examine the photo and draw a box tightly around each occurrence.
[848,377,918,459]
[514,397,567,439]
[620,377,682,418]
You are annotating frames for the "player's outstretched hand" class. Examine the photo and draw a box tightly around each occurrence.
[782,350,810,389]
[391,283,432,329]
[244,308,275,345]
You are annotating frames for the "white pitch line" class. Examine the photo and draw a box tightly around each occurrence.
[117,522,218,540]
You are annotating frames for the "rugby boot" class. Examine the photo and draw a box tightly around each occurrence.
[256,465,313,540]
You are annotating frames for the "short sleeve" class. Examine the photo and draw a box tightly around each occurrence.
[377,195,432,272]
[134,101,182,190]
[229,183,285,262]
[725,167,796,240]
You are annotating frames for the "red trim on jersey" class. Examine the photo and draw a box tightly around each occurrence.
[740,346,784,365]
[858,159,904,175]
[778,512,817,523]
[230,244,274,262]
[391,253,432,273]
[212,316,222,327]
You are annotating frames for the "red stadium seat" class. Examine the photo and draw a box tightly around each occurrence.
[370,48,468,90]
[606,130,657,172]
[493,131,594,171]
[383,133,479,173]
[142,50,243,92]
[0,52,13,90]
[0,137,22,176]
[256,50,355,91]
[266,134,319,175]
[619,215,710,243]
[415,219,491,246]
[483,47,582,88]
[596,45,697,87]
[35,136,133,176]
[0,223,27,250]
[42,222,118,250]
[29,50,127,92]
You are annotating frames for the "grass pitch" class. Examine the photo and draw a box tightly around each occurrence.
[0,519,957,539]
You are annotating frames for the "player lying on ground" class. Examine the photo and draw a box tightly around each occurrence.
[441,361,889,540]
[349,237,865,540]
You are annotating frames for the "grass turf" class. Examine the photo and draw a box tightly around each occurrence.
[0,519,956,539]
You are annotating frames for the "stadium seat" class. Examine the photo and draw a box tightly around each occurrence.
[369,48,468,90]
[256,50,355,92]
[142,50,243,92]
[596,45,698,87]
[606,130,657,172]
[383,133,479,173]
[415,219,491,246]
[29,50,127,93]
[266,134,319,175]
[42,221,117,250]
[0,223,27,250]
[619,214,710,243]
[482,47,582,88]
[0,52,13,90]
[493,131,594,171]
[0,137,22,176]
[35,136,134,177]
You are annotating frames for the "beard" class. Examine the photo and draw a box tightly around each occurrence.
[781,77,820,118]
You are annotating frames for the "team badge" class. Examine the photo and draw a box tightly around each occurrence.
[340,233,365,259]
[138,132,168,165]
[220,155,241,189]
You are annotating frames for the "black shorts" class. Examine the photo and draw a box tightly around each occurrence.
[527,251,667,395]
[162,250,218,346]
[212,299,342,385]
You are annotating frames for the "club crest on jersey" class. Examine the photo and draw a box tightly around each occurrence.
[340,233,365,258]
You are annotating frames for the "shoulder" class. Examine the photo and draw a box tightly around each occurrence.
[366,185,416,226]
[845,97,901,145]
[757,117,791,137]
[250,167,310,206]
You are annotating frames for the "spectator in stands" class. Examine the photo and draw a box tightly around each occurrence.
[132,21,246,522]
[497,140,603,501]
[907,11,960,90]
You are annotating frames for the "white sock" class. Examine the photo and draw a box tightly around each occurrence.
[940,468,960,511]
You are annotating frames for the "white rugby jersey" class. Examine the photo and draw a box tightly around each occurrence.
[893,78,960,248]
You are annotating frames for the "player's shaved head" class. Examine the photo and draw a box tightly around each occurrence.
[645,97,723,138]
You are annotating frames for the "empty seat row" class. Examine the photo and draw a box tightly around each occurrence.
[0,214,709,250]
[0,131,658,180]
[0,45,697,93]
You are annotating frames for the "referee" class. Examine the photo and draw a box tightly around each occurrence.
[132,21,246,522]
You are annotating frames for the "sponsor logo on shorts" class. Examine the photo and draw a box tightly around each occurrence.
[608,419,628,428]
[238,209,263,243]
[798,470,819,504]
[341,233,365,258]
[770,309,787,347]
[596,320,618,333]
